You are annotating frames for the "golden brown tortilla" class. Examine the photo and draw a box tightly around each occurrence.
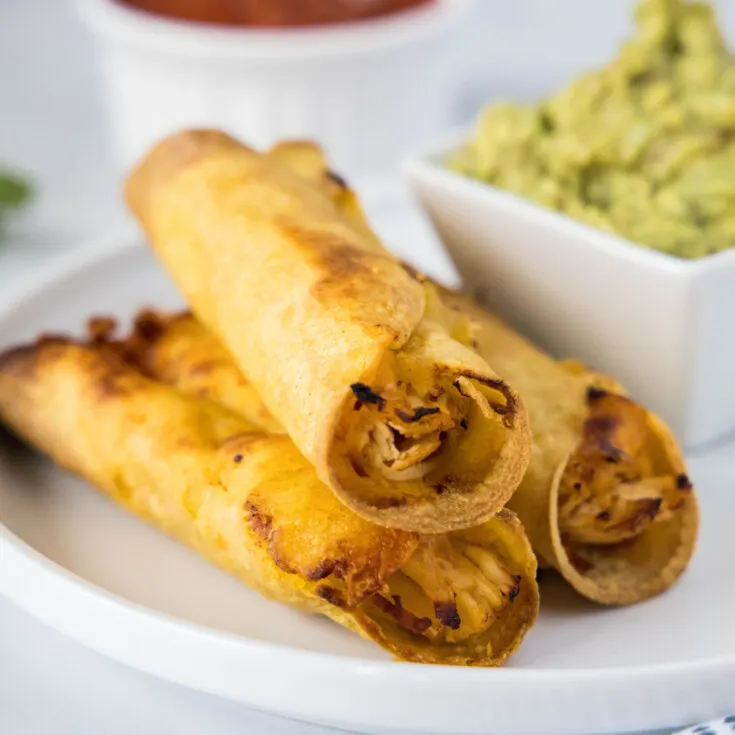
[439,290,699,605]
[125,130,531,533]
[130,302,699,605]
[0,336,538,665]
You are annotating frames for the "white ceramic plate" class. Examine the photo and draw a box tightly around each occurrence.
[0,197,734,735]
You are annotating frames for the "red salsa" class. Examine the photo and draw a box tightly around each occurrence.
[116,0,435,27]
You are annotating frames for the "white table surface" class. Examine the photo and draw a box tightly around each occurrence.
[1,1,733,733]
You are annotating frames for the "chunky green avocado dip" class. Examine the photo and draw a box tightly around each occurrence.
[452,0,735,259]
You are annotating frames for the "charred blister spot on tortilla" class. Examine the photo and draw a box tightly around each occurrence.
[584,414,619,436]
[350,382,385,409]
[244,499,273,540]
[508,575,522,602]
[434,601,461,630]
[459,418,468,430]
[132,309,169,344]
[0,343,45,375]
[568,551,594,574]
[307,558,350,582]
[271,549,296,576]
[573,481,582,490]
[586,385,608,403]
[233,453,243,463]
[325,169,348,189]
[372,594,432,634]
[114,309,177,376]
[676,472,693,491]
[316,585,346,608]
[602,443,625,463]
[596,510,611,521]
[281,223,412,321]
[244,498,297,575]
[37,334,72,347]
[93,363,135,401]
[433,482,446,495]
[394,406,441,423]
[284,224,371,280]
[582,414,626,462]
[371,495,408,510]
[87,316,118,343]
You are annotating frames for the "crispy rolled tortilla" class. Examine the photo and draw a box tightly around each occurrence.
[125,130,531,533]
[0,337,538,665]
[132,304,699,605]
[96,312,284,435]
[265,140,382,248]
[438,291,699,605]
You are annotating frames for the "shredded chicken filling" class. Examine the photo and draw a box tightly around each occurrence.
[558,388,692,554]
[345,375,512,485]
[367,537,521,644]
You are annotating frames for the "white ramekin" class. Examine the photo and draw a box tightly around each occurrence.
[73,0,473,175]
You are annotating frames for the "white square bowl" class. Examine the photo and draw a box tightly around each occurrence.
[405,132,735,449]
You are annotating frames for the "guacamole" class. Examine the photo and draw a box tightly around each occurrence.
[452,0,735,259]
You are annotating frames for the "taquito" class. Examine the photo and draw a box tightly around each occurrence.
[129,305,699,605]
[0,336,538,665]
[439,291,699,605]
[125,130,531,533]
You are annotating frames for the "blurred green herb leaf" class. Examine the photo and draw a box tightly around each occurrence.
[0,171,33,241]
[0,172,32,211]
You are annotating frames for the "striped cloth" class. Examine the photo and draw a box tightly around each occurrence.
[675,715,735,735]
